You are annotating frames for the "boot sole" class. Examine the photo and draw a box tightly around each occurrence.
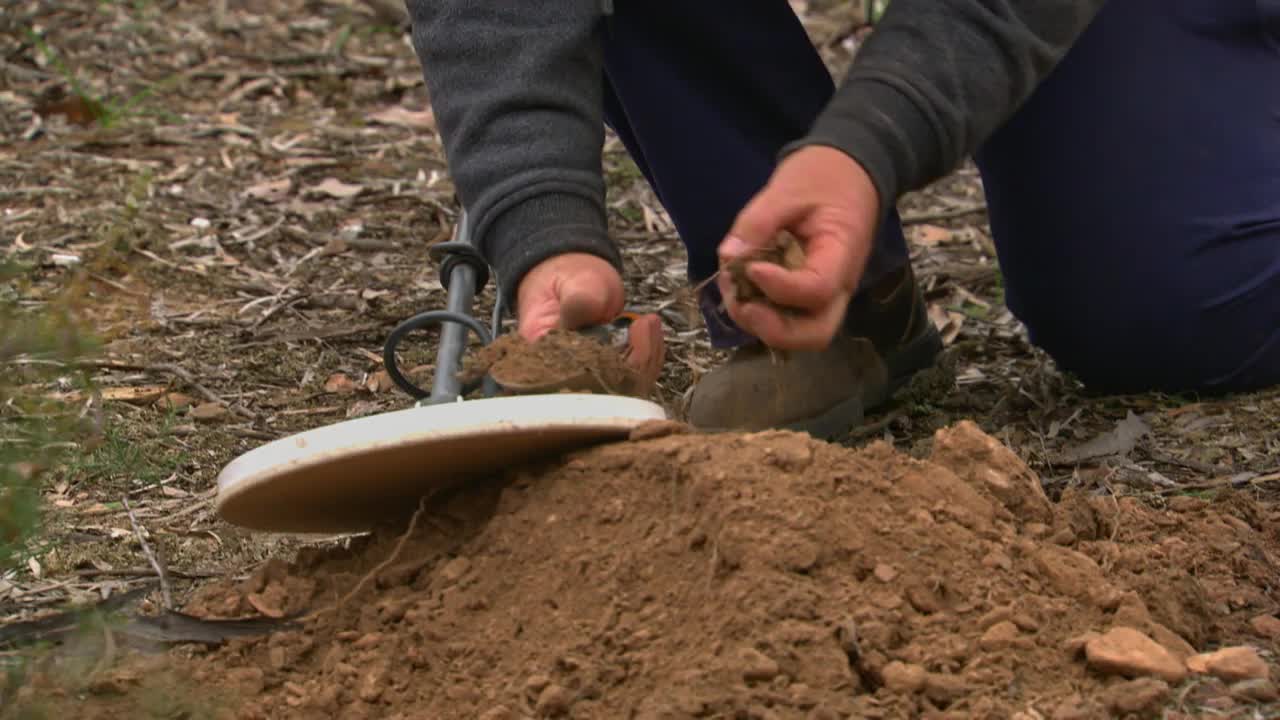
[781,326,944,441]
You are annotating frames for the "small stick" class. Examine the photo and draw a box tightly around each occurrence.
[900,203,987,225]
[335,495,429,611]
[122,497,173,611]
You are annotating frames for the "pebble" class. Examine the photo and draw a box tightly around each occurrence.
[477,707,516,720]
[922,672,968,705]
[738,647,781,682]
[1186,646,1270,682]
[978,620,1020,651]
[1100,678,1169,715]
[524,674,552,696]
[438,557,471,584]
[1084,627,1187,683]
[873,564,899,583]
[1249,614,1280,640]
[226,666,265,695]
[1229,678,1279,703]
[535,684,574,716]
[880,661,926,693]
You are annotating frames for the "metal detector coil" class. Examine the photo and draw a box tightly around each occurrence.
[214,210,668,534]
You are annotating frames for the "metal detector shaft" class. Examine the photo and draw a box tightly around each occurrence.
[427,211,477,405]
[383,209,504,404]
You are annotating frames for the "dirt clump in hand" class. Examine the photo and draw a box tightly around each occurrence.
[460,329,647,397]
[725,230,806,309]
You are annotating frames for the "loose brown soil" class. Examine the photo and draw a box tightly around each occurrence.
[725,231,808,309]
[145,421,1276,719]
[461,330,644,397]
[3,3,1278,719]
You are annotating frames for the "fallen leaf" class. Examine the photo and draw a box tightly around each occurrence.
[365,370,395,393]
[309,178,365,200]
[324,373,358,394]
[912,224,954,247]
[155,392,195,411]
[1060,411,1151,463]
[190,402,229,422]
[244,177,292,202]
[927,303,966,345]
[320,236,349,256]
[367,105,436,131]
[100,385,168,405]
[28,557,42,579]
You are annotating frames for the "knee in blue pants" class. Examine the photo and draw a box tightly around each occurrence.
[976,0,1280,393]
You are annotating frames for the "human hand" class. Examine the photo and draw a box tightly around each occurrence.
[515,252,625,341]
[717,145,881,351]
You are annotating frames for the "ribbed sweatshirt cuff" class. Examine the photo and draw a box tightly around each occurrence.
[781,76,940,225]
[484,193,623,312]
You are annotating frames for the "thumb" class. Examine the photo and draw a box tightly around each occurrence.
[557,263,624,331]
[720,185,805,264]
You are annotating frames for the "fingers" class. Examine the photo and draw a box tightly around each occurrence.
[515,252,625,341]
[558,270,622,331]
[718,189,806,265]
[731,297,848,351]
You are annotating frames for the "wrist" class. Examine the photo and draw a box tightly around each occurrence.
[484,193,623,312]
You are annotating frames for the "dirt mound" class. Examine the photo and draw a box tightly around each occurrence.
[180,421,1279,719]
[460,330,644,397]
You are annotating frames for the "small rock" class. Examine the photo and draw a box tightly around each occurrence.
[880,661,926,693]
[535,684,574,716]
[1100,677,1169,715]
[1147,622,1196,661]
[1085,627,1187,683]
[738,647,780,682]
[628,419,691,441]
[88,671,139,696]
[1112,593,1152,628]
[1229,678,1279,703]
[905,583,944,614]
[1249,614,1280,640]
[524,674,552,696]
[438,557,471,584]
[981,550,1012,570]
[1187,646,1270,682]
[873,564,898,583]
[478,706,516,720]
[1011,613,1039,632]
[979,620,1020,651]
[226,667,265,695]
[1023,522,1051,538]
[977,606,1012,629]
[922,672,968,705]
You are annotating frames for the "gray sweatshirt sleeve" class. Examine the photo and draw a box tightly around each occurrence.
[405,0,620,309]
[788,0,1108,218]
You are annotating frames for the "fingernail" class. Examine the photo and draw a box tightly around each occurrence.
[720,235,747,258]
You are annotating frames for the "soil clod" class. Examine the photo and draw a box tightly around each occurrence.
[725,230,807,310]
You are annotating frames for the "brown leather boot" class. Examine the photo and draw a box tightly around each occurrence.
[686,265,942,439]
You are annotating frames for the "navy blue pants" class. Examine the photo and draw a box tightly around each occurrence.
[601,0,1280,394]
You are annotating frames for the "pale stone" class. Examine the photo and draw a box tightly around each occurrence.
[881,661,926,693]
[1187,646,1270,682]
[1084,627,1187,683]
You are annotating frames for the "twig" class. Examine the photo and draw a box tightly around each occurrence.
[332,496,429,613]
[83,359,256,420]
[900,203,987,225]
[73,567,217,580]
[122,497,173,610]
